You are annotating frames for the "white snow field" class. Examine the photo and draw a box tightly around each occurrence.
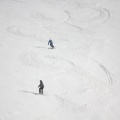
[0,0,120,120]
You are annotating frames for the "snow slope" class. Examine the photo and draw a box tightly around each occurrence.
[0,0,120,120]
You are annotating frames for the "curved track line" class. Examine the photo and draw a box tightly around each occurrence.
[46,55,76,67]
[65,4,110,28]
[64,10,71,23]
[32,10,70,38]
[91,58,113,86]
[53,94,87,112]
[99,63,113,86]
[97,7,110,23]
[32,10,70,26]
[7,26,45,43]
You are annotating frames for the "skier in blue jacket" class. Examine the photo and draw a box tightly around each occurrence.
[48,39,54,49]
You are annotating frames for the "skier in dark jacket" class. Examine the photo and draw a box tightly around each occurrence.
[38,80,44,94]
[48,39,54,49]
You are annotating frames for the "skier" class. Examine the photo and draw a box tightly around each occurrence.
[48,38,54,49]
[38,80,44,94]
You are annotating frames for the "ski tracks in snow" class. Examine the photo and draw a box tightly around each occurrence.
[5,0,113,118]
[6,1,111,44]
[40,55,113,113]
[45,55,114,113]
[32,10,70,26]
[91,58,113,86]
[20,50,114,113]
[53,94,87,112]
[65,3,110,29]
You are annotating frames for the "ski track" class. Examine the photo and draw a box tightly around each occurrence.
[53,74,106,112]
[53,94,87,112]
[7,26,46,44]
[18,89,87,113]
[46,55,113,112]
[6,1,111,39]
[46,55,76,67]
[91,58,113,87]
[99,63,113,86]
[41,55,112,113]
[97,7,110,23]
[20,52,106,113]
[20,52,76,69]
[21,51,112,89]
[32,10,70,26]
[65,3,110,29]
[64,10,71,23]
[32,2,111,36]
[6,3,111,44]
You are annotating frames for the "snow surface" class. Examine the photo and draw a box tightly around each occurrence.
[0,0,120,120]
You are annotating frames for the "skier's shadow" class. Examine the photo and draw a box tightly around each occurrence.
[33,46,45,49]
[18,90,40,95]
